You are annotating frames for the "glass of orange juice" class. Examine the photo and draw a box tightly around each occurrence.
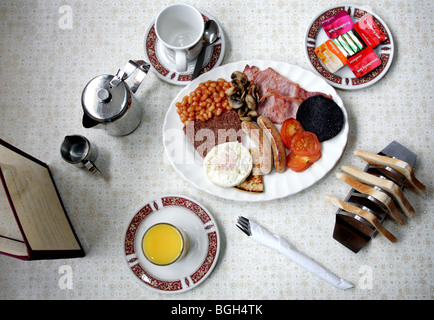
[142,223,189,266]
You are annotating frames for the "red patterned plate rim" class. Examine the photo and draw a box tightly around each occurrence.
[305,4,394,90]
[123,195,220,293]
[143,10,226,85]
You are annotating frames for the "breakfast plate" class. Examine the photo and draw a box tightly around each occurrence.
[163,60,349,202]
[143,10,226,85]
[123,195,220,293]
[305,4,394,90]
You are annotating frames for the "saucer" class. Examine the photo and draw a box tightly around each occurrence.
[305,4,394,90]
[123,195,220,293]
[144,10,226,85]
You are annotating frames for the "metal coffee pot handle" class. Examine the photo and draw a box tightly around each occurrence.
[110,60,150,93]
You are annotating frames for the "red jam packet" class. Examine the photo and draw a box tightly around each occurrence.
[321,10,354,39]
[347,47,381,77]
[354,14,386,48]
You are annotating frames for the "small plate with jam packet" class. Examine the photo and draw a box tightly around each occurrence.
[305,4,394,90]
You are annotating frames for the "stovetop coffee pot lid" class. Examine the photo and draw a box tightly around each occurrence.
[81,74,130,123]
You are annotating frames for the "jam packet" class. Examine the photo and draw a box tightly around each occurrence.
[315,40,347,73]
[347,47,382,77]
[321,10,354,39]
[354,14,386,48]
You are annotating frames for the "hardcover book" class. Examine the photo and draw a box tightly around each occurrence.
[0,139,85,260]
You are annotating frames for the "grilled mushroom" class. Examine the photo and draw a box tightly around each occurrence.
[249,85,260,101]
[228,96,244,109]
[238,107,248,116]
[245,94,257,110]
[247,110,258,118]
[239,116,252,121]
[231,71,248,86]
[225,86,237,97]
[225,70,261,121]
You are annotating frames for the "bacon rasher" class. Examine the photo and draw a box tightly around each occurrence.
[243,65,331,124]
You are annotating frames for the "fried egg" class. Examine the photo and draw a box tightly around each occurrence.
[203,142,253,187]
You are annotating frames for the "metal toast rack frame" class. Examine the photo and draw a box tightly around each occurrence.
[333,141,417,253]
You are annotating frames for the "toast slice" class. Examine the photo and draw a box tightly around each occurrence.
[325,195,397,243]
[354,149,426,194]
[341,166,415,218]
[336,172,406,225]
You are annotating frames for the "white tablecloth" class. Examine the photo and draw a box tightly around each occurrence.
[0,0,432,300]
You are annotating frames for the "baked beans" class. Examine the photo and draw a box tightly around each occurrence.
[176,78,233,124]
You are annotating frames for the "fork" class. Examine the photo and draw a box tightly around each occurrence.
[236,216,251,236]
[236,216,353,290]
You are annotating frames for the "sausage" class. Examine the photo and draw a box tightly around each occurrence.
[257,116,286,173]
[241,121,273,175]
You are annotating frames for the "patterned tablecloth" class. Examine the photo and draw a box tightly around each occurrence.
[0,0,432,300]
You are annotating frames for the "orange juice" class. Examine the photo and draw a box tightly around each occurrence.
[142,223,185,265]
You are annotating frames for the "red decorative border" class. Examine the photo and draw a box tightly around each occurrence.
[146,25,169,77]
[307,6,392,87]
[145,14,223,82]
[130,262,183,291]
[161,196,211,224]
[124,204,153,255]
[124,196,218,292]
[191,232,218,284]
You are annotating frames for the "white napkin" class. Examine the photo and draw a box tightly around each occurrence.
[248,219,353,290]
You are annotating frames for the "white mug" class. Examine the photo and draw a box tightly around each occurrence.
[155,4,204,73]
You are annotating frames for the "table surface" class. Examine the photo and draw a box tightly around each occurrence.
[0,0,432,300]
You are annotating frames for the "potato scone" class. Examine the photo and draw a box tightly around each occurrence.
[235,148,264,193]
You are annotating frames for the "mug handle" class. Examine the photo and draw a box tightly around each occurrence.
[175,50,188,73]
[85,161,101,175]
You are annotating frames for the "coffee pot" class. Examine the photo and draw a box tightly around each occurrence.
[81,60,150,136]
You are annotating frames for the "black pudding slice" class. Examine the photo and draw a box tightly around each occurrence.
[296,95,344,142]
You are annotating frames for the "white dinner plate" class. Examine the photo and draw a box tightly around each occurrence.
[305,4,394,90]
[163,60,349,202]
[123,195,220,293]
